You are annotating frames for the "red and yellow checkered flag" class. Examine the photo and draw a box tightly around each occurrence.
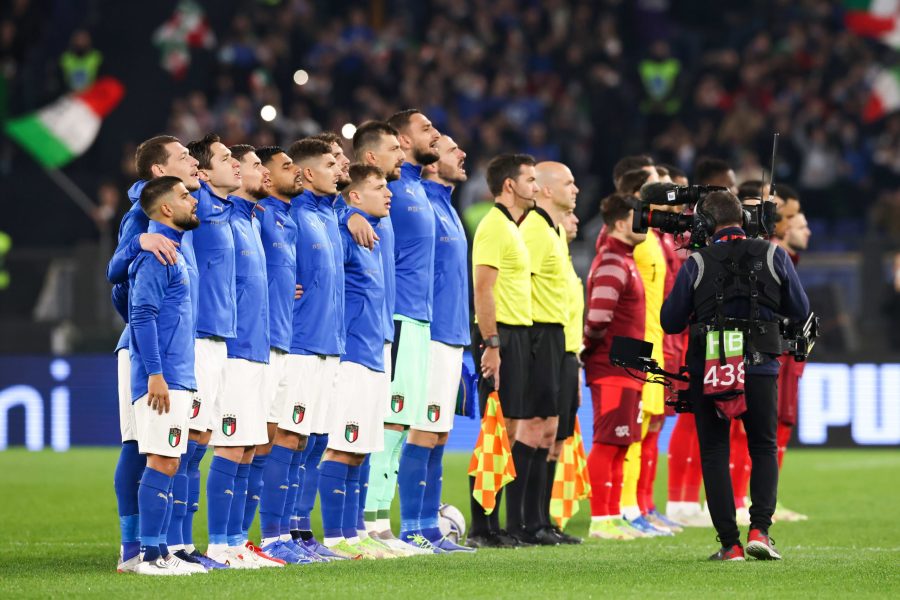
[468,391,516,515]
[550,417,592,529]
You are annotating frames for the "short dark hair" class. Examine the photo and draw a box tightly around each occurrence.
[135,135,180,181]
[778,183,800,202]
[485,153,536,197]
[187,133,221,170]
[660,163,687,181]
[387,109,422,134]
[310,131,342,147]
[654,165,669,178]
[345,163,385,194]
[353,120,399,157]
[612,155,653,187]
[702,190,743,227]
[738,179,762,201]
[255,146,286,166]
[287,138,332,164]
[600,193,635,228]
[139,175,182,217]
[618,169,651,195]
[229,144,256,162]
[694,157,732,185]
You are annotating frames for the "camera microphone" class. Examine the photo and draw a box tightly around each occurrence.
[639,182,679,205]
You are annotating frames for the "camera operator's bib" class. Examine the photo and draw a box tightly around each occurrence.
[703,329,746,419]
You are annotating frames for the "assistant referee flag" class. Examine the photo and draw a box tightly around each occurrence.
[550,417,592,529]
[469,392,516,515]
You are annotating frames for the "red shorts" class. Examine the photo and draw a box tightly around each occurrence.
[590,377,642,446]
[777,355,805,426]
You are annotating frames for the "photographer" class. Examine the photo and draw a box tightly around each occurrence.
[660,191,809,561]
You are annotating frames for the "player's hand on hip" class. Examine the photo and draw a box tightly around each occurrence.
[481,347,500,391]
[295,284,303,299]
[147,374,170,414]
[139,233,179,266]
[348,212,378,250]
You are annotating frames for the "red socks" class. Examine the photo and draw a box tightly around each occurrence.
[588,443,627,517]
[668,413,702,502]
[730,421,751,508]
[637,420,662,512]
[777,422,792,470]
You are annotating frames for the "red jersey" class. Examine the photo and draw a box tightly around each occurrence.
[582,233,646,385]
[660,232,688,371]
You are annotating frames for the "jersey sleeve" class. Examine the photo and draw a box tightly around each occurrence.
[583,253,628,349]
[106,211,146,284]
[129,258,168,376]
[472,217,504,270]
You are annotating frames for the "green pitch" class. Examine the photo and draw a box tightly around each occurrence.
[1,448,898,598]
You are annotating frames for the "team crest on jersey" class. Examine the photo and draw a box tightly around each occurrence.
[222,415,237,437]
[391,395,404,413]
[190,396,201,419]
[292,403,305,424]
[427,404,441,423]
[614,425,630,438]
[344,422,359,443]
[168,427,182,448]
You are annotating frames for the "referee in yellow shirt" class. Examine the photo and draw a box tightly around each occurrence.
[510,161,579,546]
[468,153,538,549]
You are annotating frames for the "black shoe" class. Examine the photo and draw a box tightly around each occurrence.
[529,526,562,546]
[499,528,531,547]
[466,533,501,549]
[173,549,203,564]
[548,525,582,545]
[509,527,544,546]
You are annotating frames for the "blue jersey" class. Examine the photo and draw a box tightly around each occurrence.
[257,196,297,353]
[377,216,396,343]
[423,179,469,346]
[191,181,236,339]
[340,213,386,372]
[289,190,344,356]
[225,197,269,363]
[111,180,198,352]
[128,222,196,402]
[314,192,346,352]
[388,162,435,322]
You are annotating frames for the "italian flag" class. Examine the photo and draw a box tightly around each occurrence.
[3,76,124,168]
[863,66,900,122]
[845,0,900,48]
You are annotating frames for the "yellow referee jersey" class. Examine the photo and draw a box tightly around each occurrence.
[563,252,584,354]
[520,207,568,325]
[472,204,533,327]
[633,229,666,415]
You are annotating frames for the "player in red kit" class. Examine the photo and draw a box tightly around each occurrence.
[583,194,648,540]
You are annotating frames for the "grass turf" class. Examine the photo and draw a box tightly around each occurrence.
[0,448,898,598]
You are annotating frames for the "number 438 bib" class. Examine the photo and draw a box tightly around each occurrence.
[703,329,746,398]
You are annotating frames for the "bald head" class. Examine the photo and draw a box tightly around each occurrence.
[535,161,578,220]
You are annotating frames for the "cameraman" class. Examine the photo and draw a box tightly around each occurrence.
[660,191,809,561]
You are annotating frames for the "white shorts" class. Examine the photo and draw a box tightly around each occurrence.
[263,349,290,423]
[191,338,228,432]
[278,354,340,436]
[210,358,269,447]
[117,348,136,442]
[414,342,463,433]
[327,361,388,454]
[135,390,192,458]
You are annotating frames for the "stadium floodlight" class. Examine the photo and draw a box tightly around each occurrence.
[341,123,357,139]
[293,69,309,85]
[260,105,277,122]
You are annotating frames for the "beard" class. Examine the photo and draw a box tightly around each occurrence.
[175,213,200,231]
[413,146,439,166]
[336,175,351,191]
[249,184,269,200]
[276,182,303,198]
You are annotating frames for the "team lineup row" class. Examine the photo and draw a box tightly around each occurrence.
[110,108,589,575]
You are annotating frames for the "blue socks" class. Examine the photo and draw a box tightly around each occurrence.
[114,441,145,560]
[296,433,327,531]
[159,479,174,557]
[398,442,430,537]
[342,465,361,540]
[167,443,194,549]
[259,444,292,542]
[282,449,305,536]
[183,441,206,547]
[357,455,371,532]
[318,460,348,542]
[243,453,267,538]
[228,462,250,546]
[206,455,239,546]
[421,444,445,541]
[138,467,172,562]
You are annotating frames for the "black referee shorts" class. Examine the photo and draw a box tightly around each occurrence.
[556,352,580,440]
[525,322,565,419]
[472,323,531,418]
